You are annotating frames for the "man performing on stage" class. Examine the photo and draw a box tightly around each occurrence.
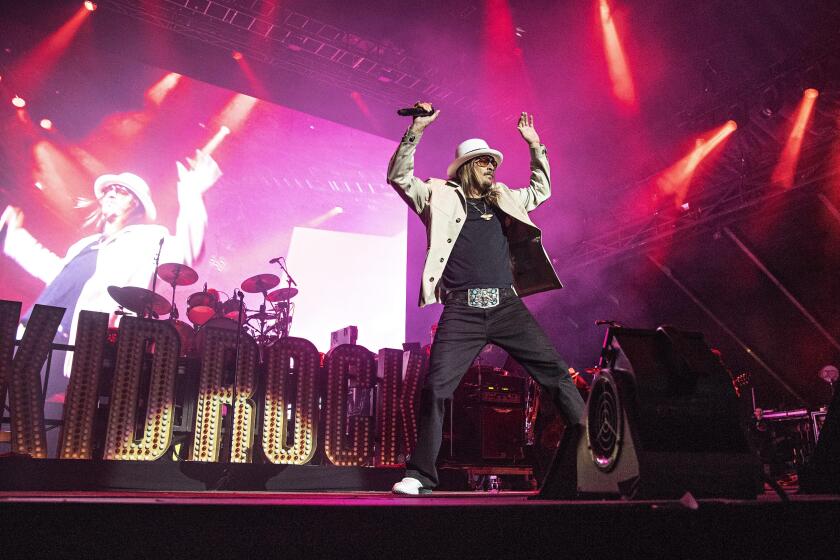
[0,150,221,376]
[387,102,585,495]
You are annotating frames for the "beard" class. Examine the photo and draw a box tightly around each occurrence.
[475,172,495,195]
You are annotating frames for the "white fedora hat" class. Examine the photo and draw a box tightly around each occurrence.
[93,172,157,221]
[446,138,503,179]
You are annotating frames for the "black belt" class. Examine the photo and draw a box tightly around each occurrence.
[444,286,517,308]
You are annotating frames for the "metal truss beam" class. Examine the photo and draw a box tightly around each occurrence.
[97,0,472,111]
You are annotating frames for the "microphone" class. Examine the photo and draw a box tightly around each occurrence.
[397,106,435,117]
[269,257,282,264]
[159,237,165,247]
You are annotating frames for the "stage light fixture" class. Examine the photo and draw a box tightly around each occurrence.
[40,118,53,130]
[725,102,748,129]
[84,1,97,11]
[759,85,782,118]
[11,95,26,108]
[232,51,243,61]
[804,87,819,99]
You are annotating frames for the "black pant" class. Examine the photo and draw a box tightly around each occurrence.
[406,289,585,488]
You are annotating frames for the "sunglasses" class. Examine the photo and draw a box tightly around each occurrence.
[100,184,132,197]
[472,155,497,168]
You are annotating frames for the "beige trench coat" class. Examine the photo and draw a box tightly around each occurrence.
[387,128,563,307]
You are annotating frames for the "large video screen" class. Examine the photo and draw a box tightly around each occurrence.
[0,54,406,353]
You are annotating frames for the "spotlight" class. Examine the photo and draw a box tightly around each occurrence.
[725,103,747,129]
[84,1,97,11]
[804,88,819,100]
[232,51,243,61]
[759,85,782,118]
[40,118,53,130]
[11,95,26,108]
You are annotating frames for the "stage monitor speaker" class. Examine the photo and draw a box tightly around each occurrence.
[539,326,761,499]
[798,387,840,493]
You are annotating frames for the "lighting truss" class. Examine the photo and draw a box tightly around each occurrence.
[558,38,840,271]
[554,138,840,271]
[97,0,472,110]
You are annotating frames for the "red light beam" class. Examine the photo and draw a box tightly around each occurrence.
[233,54,269,99]
[145,72,183,106]
[213,93,259,134]
[599,0,636,109]
[657,120,738,205]
[481,0,535,108]
[771,88,819,189]
[13,6,92,91]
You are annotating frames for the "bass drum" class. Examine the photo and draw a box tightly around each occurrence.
[193,317,246,355]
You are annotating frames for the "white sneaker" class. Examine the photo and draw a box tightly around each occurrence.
[392,477,429,495]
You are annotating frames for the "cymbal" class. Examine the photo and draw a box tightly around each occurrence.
[241,273,280,294]
[108,286,171,316]
[267,287,298,302]
[157,263,198,286]
[247,311,276,322]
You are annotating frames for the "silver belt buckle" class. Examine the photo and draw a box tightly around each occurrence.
[467,287,500,308]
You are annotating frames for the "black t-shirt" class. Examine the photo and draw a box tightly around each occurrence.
[441,198,514,291]
[24,238,100,341]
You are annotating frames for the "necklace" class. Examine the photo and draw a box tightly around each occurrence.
[467,198,494,221]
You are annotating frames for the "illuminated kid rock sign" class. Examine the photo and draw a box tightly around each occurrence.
[0,300,425,467]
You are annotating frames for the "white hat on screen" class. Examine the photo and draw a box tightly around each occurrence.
[93,172,157,221]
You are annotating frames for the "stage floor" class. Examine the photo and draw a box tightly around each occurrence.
[1,487,837,506]
[3,489,839,558]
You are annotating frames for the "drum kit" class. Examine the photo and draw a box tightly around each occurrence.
[107,261,298,357]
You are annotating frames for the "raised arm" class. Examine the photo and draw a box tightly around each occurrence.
[513,112,552,212]
[386,102,440,215]
[1,205,64,284]
[170,150,221,265]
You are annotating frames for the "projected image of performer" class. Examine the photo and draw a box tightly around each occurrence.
[0,150,221,374]
[387,102,585,495]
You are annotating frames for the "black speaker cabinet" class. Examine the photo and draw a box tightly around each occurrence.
[447,367,526,463]
[542,326,761,499]
[453,404,525,462]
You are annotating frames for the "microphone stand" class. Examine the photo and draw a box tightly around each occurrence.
[277,258,297,287]
[277,258,296,338]
[226,288,246,465]
[147,238,165,319]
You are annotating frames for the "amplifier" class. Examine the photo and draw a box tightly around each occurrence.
[447,367,527,463]
[458,367,526,407]
[330,325,358,349]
